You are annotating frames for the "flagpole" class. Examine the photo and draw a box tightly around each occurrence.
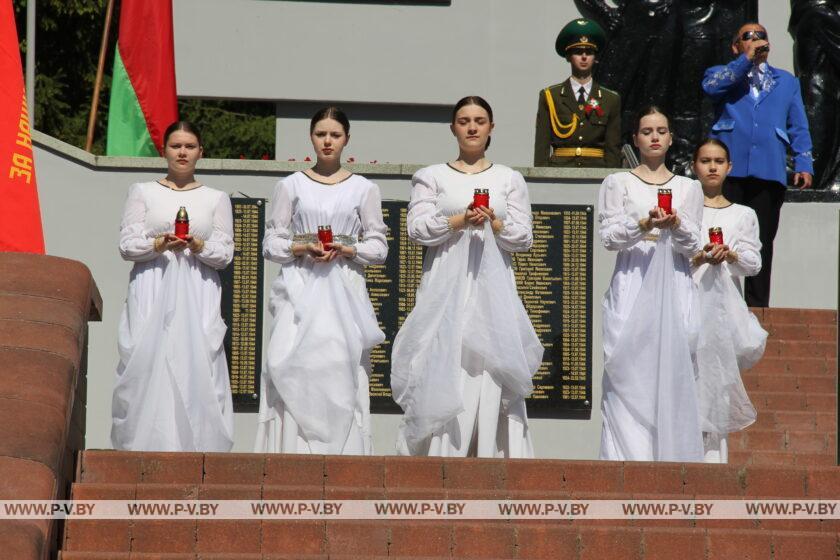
[25,0,34,121]
[85,0,115,152]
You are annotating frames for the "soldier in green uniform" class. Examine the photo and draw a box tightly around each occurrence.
[533,18,622,168]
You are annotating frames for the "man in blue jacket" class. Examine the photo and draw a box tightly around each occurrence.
[702,22,814,307]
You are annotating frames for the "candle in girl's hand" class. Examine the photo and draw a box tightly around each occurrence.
[473,188,489,209]
[657,189,672,214]
[317,225,333,247]
[709,227,724,245]
[174,206,189,239]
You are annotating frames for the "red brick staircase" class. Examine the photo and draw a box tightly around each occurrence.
[59,309,838,560]
[732,308,837,467]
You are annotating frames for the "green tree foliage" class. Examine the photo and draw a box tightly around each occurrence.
[179,99,275,160]
[13,0,274,158]
[14,0,112,154]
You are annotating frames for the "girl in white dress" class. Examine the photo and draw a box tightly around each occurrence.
[391,96,544,458]
[598,106,705,462]
[112,121,235,452]
[254,107,387,455]
[690,138,765,463]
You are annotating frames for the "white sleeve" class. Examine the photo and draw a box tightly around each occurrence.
[406,168,455,246]
[194,193,234,270]
[118,183,157,262]
[352,182,389,266]
[263,179,296,264]
[671,181,704,257]
[597,174,645,251]
[729,208,762,277]
[495,170,533,253]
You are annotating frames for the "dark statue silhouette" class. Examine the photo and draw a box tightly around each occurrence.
[574,0,757,172]
[791,0,840,190]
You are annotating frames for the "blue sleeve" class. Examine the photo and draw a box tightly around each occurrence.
[702,55,752,101]
[787,83,815,174]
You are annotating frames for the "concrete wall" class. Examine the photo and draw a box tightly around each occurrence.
[32,132,837,457]
[173,0,796,166]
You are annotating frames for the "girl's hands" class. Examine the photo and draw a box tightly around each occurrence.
[154,233,188,253]
[474,205,503,234]
[328,243,357,260]
[183,234,204,254]
[649,206,681,230]
[292,241,355,262]
[695,243,736,266]
[702,242,729,265]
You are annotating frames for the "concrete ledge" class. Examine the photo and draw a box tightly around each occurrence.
[33,130,836,201]
[30,130,623,181]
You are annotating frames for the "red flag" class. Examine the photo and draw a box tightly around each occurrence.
[107,0,177,155]
[0,0,44,253]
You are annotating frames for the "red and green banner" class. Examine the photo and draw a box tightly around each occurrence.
[106,0,177,156]
[0,0,44,253]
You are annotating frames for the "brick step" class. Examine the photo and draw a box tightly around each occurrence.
[746,357,836,376]
[751,411,835,432]
[761,323,837,342]
[742,373,837,393]
[728,450,837,467]
[64,452,840,557]
[762,340,836,359]
[59,524,840,559]
[730,429,836,454]
[750,391,836,413]
[754,308,837,326]
[76,452,840,499]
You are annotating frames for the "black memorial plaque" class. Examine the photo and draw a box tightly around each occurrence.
[366,201,423,414]
[368,201,593,419]
[512,205,593,419]
[220,197,265,413]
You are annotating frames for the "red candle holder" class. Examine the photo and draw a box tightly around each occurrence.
[317,225,333,247]
[657,189,672,214]
[473,188,489,209]
[174,206,189,240]
[709,227,724,246]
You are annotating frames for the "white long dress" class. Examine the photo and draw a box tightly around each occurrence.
[693,203,765,463]
[391,163,544,458]
[254,172,388,455]
[598,172,705,462]
[112,182,235,452]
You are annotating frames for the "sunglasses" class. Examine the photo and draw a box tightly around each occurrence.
[740,30,768,41]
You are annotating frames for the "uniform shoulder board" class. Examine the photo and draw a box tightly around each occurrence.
[598,85,619,97]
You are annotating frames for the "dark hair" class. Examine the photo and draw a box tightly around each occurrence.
[633,105,671,134]
[310,106,350,135]
[692,138,731,162]
[451,95,494,148]
[163,120,203,147]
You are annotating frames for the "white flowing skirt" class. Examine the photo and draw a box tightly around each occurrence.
[599,234,704,462]
[111,252,234,452]
[695,264,765,463]
[254,259,383,455]
[392,223,543,458]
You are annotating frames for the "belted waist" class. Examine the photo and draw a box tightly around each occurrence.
[553,147,605,158]
[293,233,358,246]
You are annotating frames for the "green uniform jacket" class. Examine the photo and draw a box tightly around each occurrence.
[533,79,622,168]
